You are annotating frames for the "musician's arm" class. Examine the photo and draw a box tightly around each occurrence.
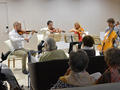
[26,30,36,40]
[49,30,54,33]
[69,29,75,32]
[9,33,29,42]
[56,28,61,33]
[27,33,32,40]
[9,34,24,42]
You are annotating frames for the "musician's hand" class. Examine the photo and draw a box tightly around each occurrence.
[32,30,36,35]
[24,38,29,42]
[69,29,75,32]
[49,30,54,33]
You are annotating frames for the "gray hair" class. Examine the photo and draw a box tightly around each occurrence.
[45,37,57,51]
[13,21,21,27]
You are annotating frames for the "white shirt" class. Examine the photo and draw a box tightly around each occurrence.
[9,29,32,50]
[40,27,51,39]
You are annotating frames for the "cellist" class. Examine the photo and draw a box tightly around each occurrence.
[105,18,119,47]
[98,18,119,54]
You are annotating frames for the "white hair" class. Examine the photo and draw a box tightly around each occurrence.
[13,21,21,27]
[45,37,57,51]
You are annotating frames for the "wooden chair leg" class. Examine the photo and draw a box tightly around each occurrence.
[8,59,10,68]
[13,58,15,68]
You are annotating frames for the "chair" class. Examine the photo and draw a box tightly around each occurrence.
[56,82,120,90]
[4,40,22,68]
[37,34,44,44]
[28,59,69,90]
[86,56,107,74]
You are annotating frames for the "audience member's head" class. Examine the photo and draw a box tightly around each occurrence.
[104,48,120,67]
[82,35,95,47]
[107,18,115,27]
[69,50,89,73]
[44,37,57,51]
[13,21,21,31]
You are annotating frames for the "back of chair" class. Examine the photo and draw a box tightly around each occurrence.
[28,59,69,90]
[4,40,13,51]
[37,34,44,44]
[86,56,107,74]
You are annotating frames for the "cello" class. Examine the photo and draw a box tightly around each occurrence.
[97,28,117,53]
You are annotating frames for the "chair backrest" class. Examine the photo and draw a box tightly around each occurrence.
[86,56,107,74]
[28,59,69,90]
[83,49,96,57]
[4,40,14,51]
[82,31,89,37]
[37,34,44,44]
[56,82,120,90]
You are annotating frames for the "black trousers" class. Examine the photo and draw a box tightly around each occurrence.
[68,42,82,54]
[1,64,21,90]
[37,40,45,54]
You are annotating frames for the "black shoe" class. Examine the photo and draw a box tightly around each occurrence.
[1,51,11,61]
[22,69,29,74]
[1,52,5,60]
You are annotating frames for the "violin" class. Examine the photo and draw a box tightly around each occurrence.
[49,27,66,33]
[17,30,38,35]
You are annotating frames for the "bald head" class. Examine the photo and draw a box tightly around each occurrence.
[13,21,22,31]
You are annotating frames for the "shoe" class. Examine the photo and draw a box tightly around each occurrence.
[22,69,29,74]
[1,51,11,61]
[1,52,5,60]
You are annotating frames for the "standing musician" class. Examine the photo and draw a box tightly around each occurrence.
[98,18,119,54]
[8,21,36,74]
[68,22,86,53]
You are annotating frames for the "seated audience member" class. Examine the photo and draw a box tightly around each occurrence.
[96,48,120,84]
[51,50,95,89]
[81,35,95,56]
[39,37,68,62]
[0,64,22,90]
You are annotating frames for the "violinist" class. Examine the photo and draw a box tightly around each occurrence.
[40,20,63,38]
[68,22,85,53]
[8,21,36,74]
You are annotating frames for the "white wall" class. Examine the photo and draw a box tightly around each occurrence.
[0,0,120,53]
[6,0,120,34]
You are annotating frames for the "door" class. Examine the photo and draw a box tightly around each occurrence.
[0,2,9,55]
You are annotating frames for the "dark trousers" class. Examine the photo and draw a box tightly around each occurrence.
[1,64,21,90]
[68,42,82,54]
[37,40,44,54]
